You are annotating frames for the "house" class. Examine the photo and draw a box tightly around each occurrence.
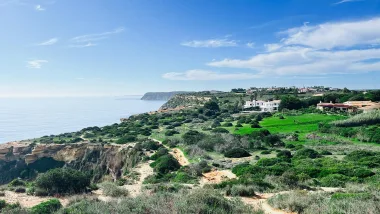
[317,101,356,112]
[343,101,377,108]
[244,100,281,112]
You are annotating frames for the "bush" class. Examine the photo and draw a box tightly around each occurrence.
[14,187,26,193]
[319,174,349,187]
[320,150,332,155]
[277,150,292,159]
[31,199,62,214]
[293,148,321,159]
[150,155,181,174]
[0,192,4,197]
[227,185,256,197]
[332,110,380,127]
[261,150,271,155]
[165,130,179,136]
[223,122,233,127]
[150,147,169,160]
[140,139,161,150]
[224,148,251,158]
[183,130,205,144]
[116,135,136,144]
[212,128,229,133]
[263,135,284,147]
[34,168,90,195]
[8,179,25,187]
[99,182,128,197]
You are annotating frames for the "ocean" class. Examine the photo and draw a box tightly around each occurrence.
[0,96,165,144]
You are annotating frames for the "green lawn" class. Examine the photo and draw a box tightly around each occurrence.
[233,114,346,136]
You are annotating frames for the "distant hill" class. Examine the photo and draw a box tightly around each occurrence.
[141,91,192,101]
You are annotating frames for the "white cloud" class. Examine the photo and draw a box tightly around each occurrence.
[36,38,58,46]
[181,39,238,48]
[333,0,363,5]
[162,69,260,80]
[208,17,380,77]
[35,5,45,11]
[208,48,380,76]
[246,42,255,48]
[281,17,380,49]
[69,42,97,48]
[70,27,124,43]
[26,60,48,69]
[264,43,282,52]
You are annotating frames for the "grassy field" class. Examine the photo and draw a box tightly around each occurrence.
[234,114,346,136]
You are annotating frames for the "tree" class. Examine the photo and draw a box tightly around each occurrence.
[279,96,305,110]
[204,100,220,112]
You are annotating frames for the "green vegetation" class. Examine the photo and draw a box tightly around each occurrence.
[99,182,128,197]
[34,168,90,195]
[31,199,62,214]
[332,110,380,127]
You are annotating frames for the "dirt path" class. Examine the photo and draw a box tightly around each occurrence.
[200,169,237,186]
[150,138,190,167]
[240,193,295,214]
[123,161,154,197]
[169,148,190,166]
[0,191,69,208]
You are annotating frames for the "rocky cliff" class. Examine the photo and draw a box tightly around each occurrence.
[141,91,192,101]
[0,141,143,184]
[160,94,211,109]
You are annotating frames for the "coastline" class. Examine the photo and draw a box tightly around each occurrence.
[0,97,166,144]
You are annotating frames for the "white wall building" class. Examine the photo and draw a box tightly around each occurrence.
[244,100,281,112]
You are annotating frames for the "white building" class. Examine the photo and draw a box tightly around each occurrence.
[244,100,281,112]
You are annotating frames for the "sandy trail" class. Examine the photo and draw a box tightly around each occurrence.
[169,148,190,166]
[150,138,190,167]
[200,169,237,186]
[123,161,154,197]
[0,191,69,208]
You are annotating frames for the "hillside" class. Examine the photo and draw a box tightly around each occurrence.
[140,91,192,101]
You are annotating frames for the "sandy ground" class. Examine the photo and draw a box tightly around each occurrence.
[0,191,69,208]
[200,169,237,186]
[169,148,190,166]
[123,161,154,197]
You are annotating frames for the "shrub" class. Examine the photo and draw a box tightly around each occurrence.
[223,122,233,127]
[14,187,26,193]
[224,148,251,158]
[183,130,205,145]
[165,130,179,136]
[227,185,256,197]
[99,182,128,197]
[34,168,90,195]
[150,147,169,160]
[293,148,321,159]
[319,174,349,187]
[0,192,4,197]
[150,155,180,174]
[31,199,62,214]
[264,135,284,147]
[115,135,136,144]
[277,150,292,159]
[212,128,229,133]
[140,139,160,150]
[8,179,25,187]
[261,150,271,155]
[320,150,332,155]
[332,110,380,127]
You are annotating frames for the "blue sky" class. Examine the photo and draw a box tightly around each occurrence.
[1,0,380,97]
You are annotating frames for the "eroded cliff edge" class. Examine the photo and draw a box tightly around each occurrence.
[0,141,142,184]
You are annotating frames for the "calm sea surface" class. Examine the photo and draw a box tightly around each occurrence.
[0,97,165,143]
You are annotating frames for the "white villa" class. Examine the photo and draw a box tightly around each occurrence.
[244,100,281,112]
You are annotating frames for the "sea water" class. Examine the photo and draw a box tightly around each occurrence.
[0,96,165,143]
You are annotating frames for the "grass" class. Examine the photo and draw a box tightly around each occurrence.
[233,114,346,136]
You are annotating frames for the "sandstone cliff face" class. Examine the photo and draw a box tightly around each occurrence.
[0,141,142,184]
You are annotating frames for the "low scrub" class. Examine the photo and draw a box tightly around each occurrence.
[34,168,90,195]
[224,148,251,158]
[31,199,62,214]
[332,110,380,127]
[99,182,128,197]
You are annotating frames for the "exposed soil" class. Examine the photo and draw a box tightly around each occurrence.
[200,169,237,186]
[0,191,69,208]
[169,148,190,166]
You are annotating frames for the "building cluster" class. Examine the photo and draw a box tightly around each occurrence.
[317,101,380,113]
[245,86,333,95]
[244,100,281,112]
